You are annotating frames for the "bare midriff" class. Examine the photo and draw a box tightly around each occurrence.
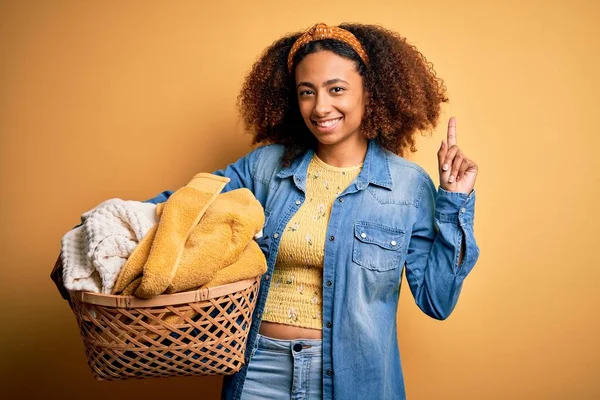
[259,321,322,340]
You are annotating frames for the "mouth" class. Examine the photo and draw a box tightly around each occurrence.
[312,117,343,133]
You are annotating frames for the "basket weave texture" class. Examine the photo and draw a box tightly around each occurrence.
[69,277,260,381]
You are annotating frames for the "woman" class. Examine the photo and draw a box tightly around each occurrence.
[149,22,479,400]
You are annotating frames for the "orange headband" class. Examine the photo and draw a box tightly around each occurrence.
[287,23,369,73]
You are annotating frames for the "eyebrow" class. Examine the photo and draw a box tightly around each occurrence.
[296,78,350,89]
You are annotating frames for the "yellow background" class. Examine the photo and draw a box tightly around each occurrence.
[1,0,598,398]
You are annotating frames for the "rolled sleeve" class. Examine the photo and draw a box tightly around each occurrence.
[435,187,476,225]
[435,187,479,277]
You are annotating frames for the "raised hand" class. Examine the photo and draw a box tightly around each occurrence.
[437,117,478,194]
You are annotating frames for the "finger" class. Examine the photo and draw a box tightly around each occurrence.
[437,140,447,167]
[442,145,460,172]
[447,117,457,148]
[456,157,470,182]
[448,151,464,183]
[467,160,479,173]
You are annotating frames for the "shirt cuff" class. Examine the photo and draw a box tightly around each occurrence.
[435,187,476,226]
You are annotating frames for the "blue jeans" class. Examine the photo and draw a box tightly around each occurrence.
[240,334,323,400]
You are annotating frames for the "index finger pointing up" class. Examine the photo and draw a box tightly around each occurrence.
[447,117,457,147]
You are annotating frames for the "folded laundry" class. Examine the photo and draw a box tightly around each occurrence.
[165,187,265,294]
[113,172,267,299]
[200,239,266,289]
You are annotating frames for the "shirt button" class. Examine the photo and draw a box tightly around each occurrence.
[326,280,332,287]
[360,232,366,239]
[256,312,262,319]
[326,322,332,328]
[461,207,466,213]
[391,240,397,246]
[273,233,279,239]
[338,198,343,203]
[295,200,301,205]
[326,369,333,376]
[329,235,335,241]
[264,274,270,281]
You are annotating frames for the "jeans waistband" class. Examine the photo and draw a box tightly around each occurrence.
[257,333,322,355]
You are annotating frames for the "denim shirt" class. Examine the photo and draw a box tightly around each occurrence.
[146,139,479,400]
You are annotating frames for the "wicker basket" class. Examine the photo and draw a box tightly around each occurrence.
[69,277,260,381]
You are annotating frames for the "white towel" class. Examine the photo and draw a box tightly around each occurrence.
[61,199,157,294]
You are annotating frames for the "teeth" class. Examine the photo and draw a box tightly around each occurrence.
[316,118,341,128]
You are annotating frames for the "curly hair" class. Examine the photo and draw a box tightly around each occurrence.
[237,23,448,167]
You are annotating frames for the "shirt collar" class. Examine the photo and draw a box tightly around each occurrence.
[276,139,393,191]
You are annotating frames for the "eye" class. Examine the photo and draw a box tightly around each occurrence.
[331,87,345,94]
[298,90,314,97]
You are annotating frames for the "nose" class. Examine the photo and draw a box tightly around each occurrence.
[313,94,332,117]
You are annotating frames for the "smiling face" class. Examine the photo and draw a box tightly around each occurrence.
[295,50,368,162]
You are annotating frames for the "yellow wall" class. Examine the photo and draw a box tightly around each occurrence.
[1,0,598,398]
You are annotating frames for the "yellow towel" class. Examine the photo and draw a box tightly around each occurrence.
[165,188,265,294]
[135,174,230,298]
[118,238,266,294]
[120,276,142,296]
[112,173,229,296]
[112,174,267,301]
[202,239,267,288]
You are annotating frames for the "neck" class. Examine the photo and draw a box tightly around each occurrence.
[316,136,368,168]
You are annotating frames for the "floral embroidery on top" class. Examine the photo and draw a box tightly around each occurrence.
[288,306,298,322]
[313,203,326,220]
[305,234,313,246]
[310,292,319,305]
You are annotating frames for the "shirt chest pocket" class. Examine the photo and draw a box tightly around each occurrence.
[352,221,405,272]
